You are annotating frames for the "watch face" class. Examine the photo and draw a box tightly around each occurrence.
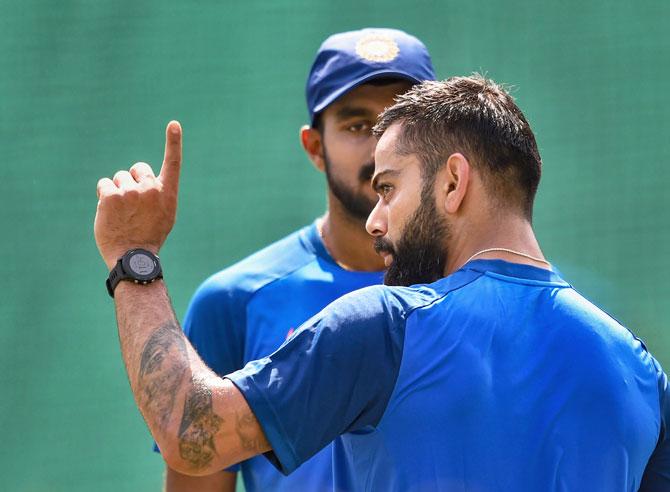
[127,251,158,279]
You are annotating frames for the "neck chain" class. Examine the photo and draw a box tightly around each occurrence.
[465,247,550,266]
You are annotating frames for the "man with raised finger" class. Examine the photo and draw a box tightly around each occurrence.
[96,76,669,491]
[140,29,435,491]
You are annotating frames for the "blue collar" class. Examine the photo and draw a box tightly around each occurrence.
[303,221,330,261]
[302,221,385,278]
[462,259,568,285]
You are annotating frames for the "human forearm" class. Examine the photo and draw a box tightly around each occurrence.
[114,279,270,475]
[114,280,228,474]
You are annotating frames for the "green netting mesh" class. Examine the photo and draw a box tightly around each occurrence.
[1,1,668,490]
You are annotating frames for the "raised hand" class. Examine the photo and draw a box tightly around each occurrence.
[94,121,182,270]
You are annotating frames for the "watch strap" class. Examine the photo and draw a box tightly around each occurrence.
[106,263,123,297]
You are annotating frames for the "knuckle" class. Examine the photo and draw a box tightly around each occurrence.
[121,188,140,200]
[144,186,161,199]
[100,191,121,206]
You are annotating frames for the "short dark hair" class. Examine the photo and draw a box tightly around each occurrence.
[373,75,542,218]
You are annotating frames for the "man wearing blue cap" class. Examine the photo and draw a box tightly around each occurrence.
[162,28,435,491]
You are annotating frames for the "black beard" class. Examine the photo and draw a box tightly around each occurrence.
[323,145,376,222]
[375,189,449,287]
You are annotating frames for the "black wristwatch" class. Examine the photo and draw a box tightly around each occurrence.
[106,248,163,298]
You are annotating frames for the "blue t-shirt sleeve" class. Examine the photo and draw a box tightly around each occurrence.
[640,365,670,491]
[226,285,407,475]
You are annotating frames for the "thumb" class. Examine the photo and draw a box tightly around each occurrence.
[159,120,182,193]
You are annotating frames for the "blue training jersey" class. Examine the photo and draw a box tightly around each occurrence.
[228,259,670,491]
[182,222,383,491]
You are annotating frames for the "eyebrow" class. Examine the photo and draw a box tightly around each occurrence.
[334,106,375,121]
[371,169,401,192]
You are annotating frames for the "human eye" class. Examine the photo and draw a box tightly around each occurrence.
[346,121,372,133]
[377,183,394,199]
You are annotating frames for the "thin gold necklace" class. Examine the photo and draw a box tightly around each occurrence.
[465,247,550,266]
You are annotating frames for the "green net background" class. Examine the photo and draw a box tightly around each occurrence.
[1,1,668,490]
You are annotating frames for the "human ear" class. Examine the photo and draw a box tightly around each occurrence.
[300,125,326,172]
[440,153,470,214]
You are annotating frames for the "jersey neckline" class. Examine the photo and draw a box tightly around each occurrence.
[301,221,385,277]
[461,258,569,286]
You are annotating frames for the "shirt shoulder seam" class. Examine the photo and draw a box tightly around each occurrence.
[403,271,486,321]
[244,251,319,308]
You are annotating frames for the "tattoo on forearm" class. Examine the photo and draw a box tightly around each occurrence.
[135,320,226,470]
[178,380,223,469]
[235,409,265,452]
[137,321,188,433]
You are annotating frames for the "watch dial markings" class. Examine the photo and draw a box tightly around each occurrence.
[129,253,156,276]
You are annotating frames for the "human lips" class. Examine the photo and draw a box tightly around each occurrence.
[374,238,395,266]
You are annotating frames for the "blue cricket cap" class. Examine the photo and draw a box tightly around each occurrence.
[306,28,436,124]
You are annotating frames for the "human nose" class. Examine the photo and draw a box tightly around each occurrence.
[366,199,387,237]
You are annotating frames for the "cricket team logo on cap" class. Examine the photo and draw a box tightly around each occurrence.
[355,32,400,62]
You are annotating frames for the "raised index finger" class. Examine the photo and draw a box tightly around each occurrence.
[159,120,182,193]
